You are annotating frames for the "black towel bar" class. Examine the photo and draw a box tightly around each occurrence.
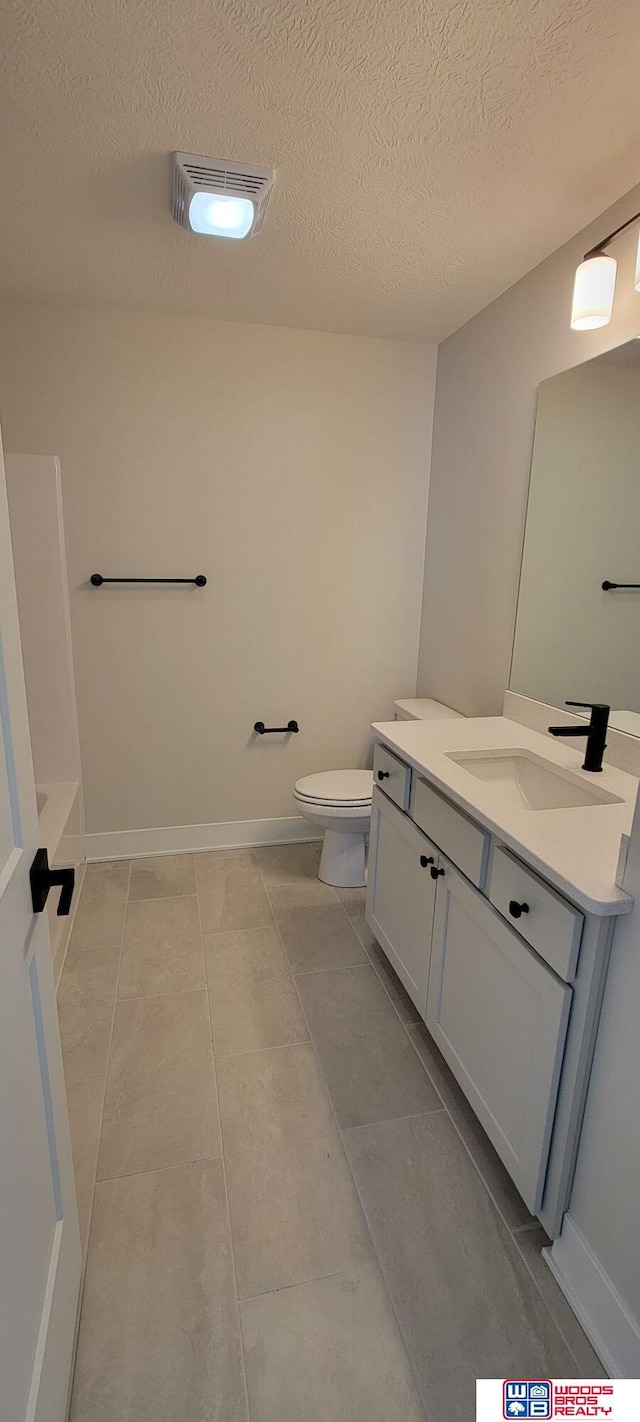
[254,721,299,735]
[602,581,640,591]
[90,574,207,586]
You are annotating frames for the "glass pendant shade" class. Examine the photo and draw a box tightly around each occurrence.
[570,254,617,330]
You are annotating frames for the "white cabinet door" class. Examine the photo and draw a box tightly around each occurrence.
[366,788,438,1015]
[426,863,572,1212]
[0,428,81,1422]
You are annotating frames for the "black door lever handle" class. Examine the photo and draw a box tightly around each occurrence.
[30,847,76,917]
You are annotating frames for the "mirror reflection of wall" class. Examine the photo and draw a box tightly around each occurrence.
[510,339,640,735]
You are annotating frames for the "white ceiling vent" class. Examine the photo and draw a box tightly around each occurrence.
[172,152,275,240]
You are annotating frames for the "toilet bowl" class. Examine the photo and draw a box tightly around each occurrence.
[293,769,373,888]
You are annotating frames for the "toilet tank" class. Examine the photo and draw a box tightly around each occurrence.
[393,698,464,722]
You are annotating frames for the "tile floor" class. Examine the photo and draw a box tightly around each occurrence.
[59,844,605,1422]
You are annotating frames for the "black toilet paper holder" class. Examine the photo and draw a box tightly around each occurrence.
[254,720,299,735]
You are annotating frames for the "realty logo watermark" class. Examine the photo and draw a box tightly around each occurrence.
[477,1380,640,1420]
[504,1381,552,1418]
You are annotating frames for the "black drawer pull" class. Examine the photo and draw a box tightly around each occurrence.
[430,865,445,880]
[419,854,434,868]
[509,899,530,919]
[377,769,390,780]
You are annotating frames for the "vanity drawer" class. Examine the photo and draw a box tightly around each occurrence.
[488,847,583,981]
[373,744,411,811]
[411,778,489,888]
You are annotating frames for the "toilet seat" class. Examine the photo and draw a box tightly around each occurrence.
[294,769,373,807]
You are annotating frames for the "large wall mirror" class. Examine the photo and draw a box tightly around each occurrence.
[511,338,640,736]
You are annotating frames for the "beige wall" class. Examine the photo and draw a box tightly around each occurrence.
[0,302,436,837]
[417,182,640,715]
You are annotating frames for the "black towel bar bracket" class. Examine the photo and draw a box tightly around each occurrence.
[254,721,299,735]
[90,574,207,586]
[602,581,640,591]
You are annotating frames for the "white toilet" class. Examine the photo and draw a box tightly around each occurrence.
[293,769,373,888]
[294,698,464,888]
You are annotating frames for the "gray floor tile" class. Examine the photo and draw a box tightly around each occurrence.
[297,965,441,1127]
[59,992,115,1083]
[71,1161,247,1422]
[67,861,130,951]
[64,848,597,1421]
[195,849,258,890]
[363,936,422,1026]
[118,896,205,999]
[57,942,120,1005]
[256,843,321,886]
[335,885,367,918]
[83,860,131,893]
[129,853,196,900]
[204,927,308,1056]
[273,900,368,973]
[351,914,379,951]
[514,1226,607,1377]
[199,869,273,934]
[240,1264,425,1422]
[68,902,127,955]
[98,990,221,1179]
[218,1043,372,1298]
[345,1112,574,1422]
[66,1076,104,1252]
[266,879,338,911]
[259,841,338,913]
[408,1023,535,1231]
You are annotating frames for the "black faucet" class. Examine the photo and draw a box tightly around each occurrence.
[548,701,610,773]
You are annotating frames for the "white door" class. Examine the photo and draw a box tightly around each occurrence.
[366,788,438,1015]
[426,862,572,1213]
[0,428,81,1422]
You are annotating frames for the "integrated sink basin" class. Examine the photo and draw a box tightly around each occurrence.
[446,748,625,811]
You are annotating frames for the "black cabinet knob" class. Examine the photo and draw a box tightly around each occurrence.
[419,854,434,868]
[377,770,389,781]
[430,865,445,880]
[509,899,529,919]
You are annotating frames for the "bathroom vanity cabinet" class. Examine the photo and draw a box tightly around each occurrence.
[367,738,625,1234]
[366,792,438,1011]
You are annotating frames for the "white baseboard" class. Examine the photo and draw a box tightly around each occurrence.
[86,816,321,861]
[547,1215,640,1378]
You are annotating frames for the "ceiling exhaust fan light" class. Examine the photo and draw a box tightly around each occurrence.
[172,153,275,241]
[189,192,255,239]
[570,254,617,330]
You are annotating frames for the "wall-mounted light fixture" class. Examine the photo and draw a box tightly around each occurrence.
[571,208,640,330]
[172,153,275,240]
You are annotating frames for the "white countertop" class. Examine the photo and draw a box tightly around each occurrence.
[393,697,464,721]
[371,716,638,916]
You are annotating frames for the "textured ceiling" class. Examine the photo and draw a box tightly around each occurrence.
[2,0,640,341]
